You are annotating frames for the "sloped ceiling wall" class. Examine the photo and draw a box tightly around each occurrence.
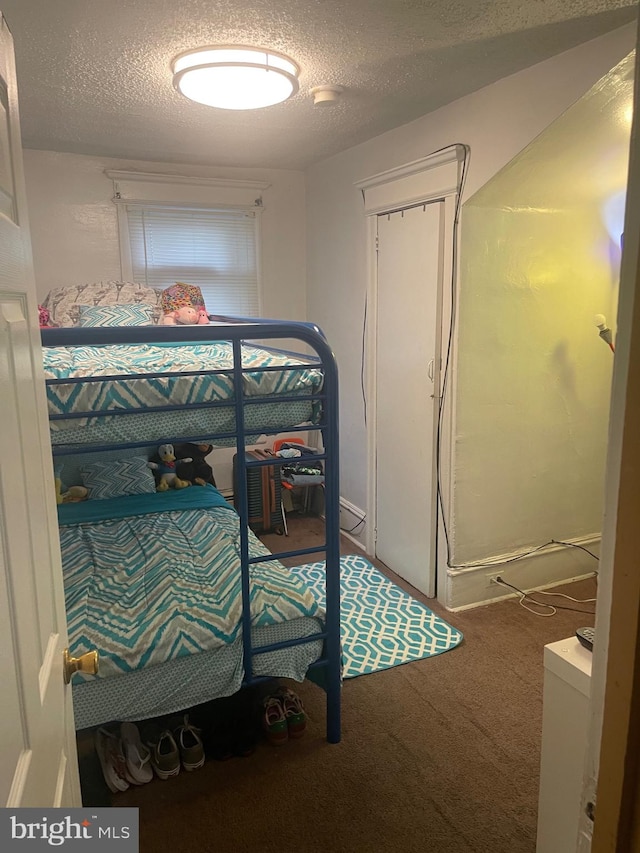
[454,53,634,563]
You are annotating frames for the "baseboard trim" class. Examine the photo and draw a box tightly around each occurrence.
[338,497,367,545]
[445,534,601,611]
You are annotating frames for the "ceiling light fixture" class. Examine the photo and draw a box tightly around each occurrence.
[172,46,300,110]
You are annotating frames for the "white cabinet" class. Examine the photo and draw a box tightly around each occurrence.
[536,637,592,853]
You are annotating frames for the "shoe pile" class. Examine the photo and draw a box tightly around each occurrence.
[262,686,307,745]
[95,724,153,793]
[145,715,206,779]
[95,715,205,791]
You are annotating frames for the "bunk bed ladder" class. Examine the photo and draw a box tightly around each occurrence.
[230,329,342,744]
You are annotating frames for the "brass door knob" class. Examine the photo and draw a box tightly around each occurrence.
[63,648,99,684]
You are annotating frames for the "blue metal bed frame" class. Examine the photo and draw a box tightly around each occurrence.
[41,320,341,744]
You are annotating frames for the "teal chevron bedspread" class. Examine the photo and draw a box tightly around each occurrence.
[58,486,322,681]
[44,341,324,447]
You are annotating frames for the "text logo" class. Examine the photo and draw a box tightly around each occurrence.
[1,809,138,851]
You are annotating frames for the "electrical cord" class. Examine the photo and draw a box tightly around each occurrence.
[341,515,366,534]
[551,539,599,562]
[445,538,599,571]
[451,539,561,569]
[435,143,470,568]
[496,578,557,617]
[534,589,596,603]
[492,576,596,618]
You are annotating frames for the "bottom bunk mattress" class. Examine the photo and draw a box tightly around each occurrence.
[57,485,324,729]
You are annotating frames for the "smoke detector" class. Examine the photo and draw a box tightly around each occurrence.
[310,85,344,106]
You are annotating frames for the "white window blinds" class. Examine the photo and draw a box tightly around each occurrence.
[126,205,259,316]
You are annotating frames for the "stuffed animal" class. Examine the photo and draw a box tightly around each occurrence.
[161,283,209,326]
[55,478,88,504]
[174,443,217,487]
[162,304,209,326]
[39,304,55,328]
[148,444,192,491]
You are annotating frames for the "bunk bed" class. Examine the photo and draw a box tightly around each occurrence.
[41,313,341,744]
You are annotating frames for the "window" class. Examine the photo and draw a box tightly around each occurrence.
[125,205,259,316]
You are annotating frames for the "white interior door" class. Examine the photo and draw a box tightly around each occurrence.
[375,201,443,596]
[0,14,81,807]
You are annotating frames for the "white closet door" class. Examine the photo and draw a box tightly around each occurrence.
[375,202,443,596]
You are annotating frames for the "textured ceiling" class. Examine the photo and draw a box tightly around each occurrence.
[1,0,637,170]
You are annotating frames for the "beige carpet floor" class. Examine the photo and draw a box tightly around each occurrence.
[88,515,598,853]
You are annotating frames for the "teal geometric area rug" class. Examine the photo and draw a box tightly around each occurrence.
[291,554,463,679]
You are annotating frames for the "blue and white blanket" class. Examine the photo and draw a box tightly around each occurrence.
[58,486,322,681]
[44,341,324,447]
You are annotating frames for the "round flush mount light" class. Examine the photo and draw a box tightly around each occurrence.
[172,46,300,110]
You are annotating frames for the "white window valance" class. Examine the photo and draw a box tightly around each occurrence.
[108,170,266,316]
[106,170,270,209]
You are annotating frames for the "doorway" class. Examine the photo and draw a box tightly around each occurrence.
[357,149,463,602]
[374,201,444,596]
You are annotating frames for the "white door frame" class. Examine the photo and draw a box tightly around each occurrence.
[577,22,640,849]
[355,145,465,602]
[0,13,81,807]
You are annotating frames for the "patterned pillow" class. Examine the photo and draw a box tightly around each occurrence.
[41,282,163,327]
[78,303,154,327]
[80,456,157,500]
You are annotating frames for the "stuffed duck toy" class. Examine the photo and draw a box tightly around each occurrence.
[148,444,192,491]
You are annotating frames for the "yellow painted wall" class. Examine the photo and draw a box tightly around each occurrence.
[454,53,633,564]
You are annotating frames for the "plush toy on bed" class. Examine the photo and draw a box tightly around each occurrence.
[174,442,217,488]
[161,283,209,326]
[54,477,88,504]
[148,444,193,491]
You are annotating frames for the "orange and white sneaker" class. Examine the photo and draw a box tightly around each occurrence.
[277,687,307,738]
[263,696,288,745]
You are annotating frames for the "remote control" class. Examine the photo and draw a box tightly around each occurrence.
[576,626,595,651]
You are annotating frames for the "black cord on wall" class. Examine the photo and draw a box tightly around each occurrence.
[435,143,470,569]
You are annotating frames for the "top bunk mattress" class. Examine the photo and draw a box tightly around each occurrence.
[43,340,324,449]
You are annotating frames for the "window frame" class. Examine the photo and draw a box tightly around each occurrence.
[108,170,268,318]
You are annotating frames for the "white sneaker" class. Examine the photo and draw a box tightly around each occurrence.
[120,722,153,785]
[95,728,130,793]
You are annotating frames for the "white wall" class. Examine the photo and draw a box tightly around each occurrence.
[23,150,307,321]
[305,24,636,604]
[23,149,308,493]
